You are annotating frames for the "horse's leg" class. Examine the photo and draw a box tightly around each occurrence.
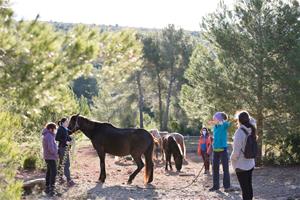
[127,155,144,184]
[169,153,173,171]
[165,151,171,171]
[160,139,165,161]
[161,148,165,161]
[96,149,106,183]
[156,147,160,160]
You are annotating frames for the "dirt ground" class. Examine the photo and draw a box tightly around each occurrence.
[21,142,300,200]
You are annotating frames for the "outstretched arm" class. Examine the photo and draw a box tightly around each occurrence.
[207,119,218,126]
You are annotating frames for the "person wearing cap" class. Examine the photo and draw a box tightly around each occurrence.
[208,112,233,192]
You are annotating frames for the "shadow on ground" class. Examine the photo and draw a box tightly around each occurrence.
[86,183,159,199]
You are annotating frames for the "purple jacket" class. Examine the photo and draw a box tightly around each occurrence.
[42,129,58,160]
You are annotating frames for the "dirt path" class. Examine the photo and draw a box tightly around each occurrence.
[23,143,300,200]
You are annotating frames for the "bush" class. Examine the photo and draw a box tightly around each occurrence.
[23,156,37,170]
[0,110,22,200]
[263,131,300,165]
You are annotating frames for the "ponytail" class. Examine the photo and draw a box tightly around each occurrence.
[238,111,257,140]
[58,117,68,127]
[242,121,257,140]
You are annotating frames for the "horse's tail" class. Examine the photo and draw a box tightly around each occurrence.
[144,138,154,184]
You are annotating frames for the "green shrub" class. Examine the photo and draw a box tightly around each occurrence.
[0,110,22,200]
[23,156,37,170]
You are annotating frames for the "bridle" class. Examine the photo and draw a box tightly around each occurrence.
[70,115,80,133]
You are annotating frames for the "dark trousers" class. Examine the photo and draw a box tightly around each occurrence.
[45,160,57,190]
[201,150,210,171]
[212,150,231,189]
[236,168,254,200]
[58,147,71,181]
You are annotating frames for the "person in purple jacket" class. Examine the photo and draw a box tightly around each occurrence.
[42,122,58,196]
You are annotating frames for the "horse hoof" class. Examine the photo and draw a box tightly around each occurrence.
[98,179,105,183]
[127,180,132,185]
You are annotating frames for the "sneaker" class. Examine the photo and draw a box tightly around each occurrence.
[224,187,235,192]
[67,180,75,187]
[44,186,50,194]
[209,187,219,192]
[47,190,62,197]
[47,190,55,197]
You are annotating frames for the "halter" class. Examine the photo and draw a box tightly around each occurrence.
[71,115,80,133]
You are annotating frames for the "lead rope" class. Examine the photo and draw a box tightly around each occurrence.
[170,163,205,191]
[133,163,205,191]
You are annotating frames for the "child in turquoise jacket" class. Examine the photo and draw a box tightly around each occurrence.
[208,112,233,192]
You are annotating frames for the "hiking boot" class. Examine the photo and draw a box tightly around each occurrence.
[47,187,55,197]
[209,187,219,192]
[67,180,75,187]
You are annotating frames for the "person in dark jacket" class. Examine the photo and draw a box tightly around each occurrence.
[55,117,75,187]
[42,122,58,196]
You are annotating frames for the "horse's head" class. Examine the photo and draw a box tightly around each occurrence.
[169,136,183,172]
[174,152,183,172]
[68,114,80,134]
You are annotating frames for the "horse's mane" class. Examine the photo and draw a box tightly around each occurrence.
[78,115,117,129]
[169,136,183,157]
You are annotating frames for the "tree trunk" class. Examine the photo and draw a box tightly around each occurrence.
[136,71,144,128]
[255,12,265,166]
[256,109,263,166]
[162,66,175,130]
[155,66,163,130]
[23,178,45,195]
[256,77,264,166]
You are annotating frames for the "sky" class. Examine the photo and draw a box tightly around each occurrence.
[11,0,234,31]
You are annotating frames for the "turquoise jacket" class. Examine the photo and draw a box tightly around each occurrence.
[213,121,231,149]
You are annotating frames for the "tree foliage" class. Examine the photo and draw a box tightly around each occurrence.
[141,25,195,131]
[92,30,144,127]
[0,100,22,200]
[181,0,300,164]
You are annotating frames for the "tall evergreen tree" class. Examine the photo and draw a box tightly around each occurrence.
[181,0,300,165]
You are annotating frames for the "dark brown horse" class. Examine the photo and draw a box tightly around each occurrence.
[162,133,184,171]
[68,114,154,184]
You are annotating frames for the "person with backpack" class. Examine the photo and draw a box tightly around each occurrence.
[197,127,212,174]
[42,122,58,196]
[231,111,257,200]
[55,117,75,187]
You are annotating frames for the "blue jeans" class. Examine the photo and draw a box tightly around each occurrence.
[58,147,71,181]
[212,149,231,189]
